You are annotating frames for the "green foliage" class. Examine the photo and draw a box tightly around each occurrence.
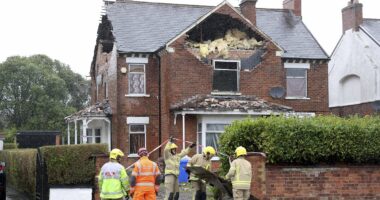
[0,55,89,131]
[0,149,37,198]
[3,143,18,150]
[40,144,108,185]
[3,127,17,143]
[219,116,380,173]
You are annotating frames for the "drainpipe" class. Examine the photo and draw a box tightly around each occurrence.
[182,113,186,150]
[157,53,162,157]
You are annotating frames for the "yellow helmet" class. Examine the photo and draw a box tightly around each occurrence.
[110,148,124,160]
[203,146,216,156]
[169,143,178,149]
[235,146,247,157]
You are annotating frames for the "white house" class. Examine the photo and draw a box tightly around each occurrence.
[329,0,380,116]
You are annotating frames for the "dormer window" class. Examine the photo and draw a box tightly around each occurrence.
[212,60,240,93]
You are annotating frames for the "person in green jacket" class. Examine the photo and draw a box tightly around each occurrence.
[225,146,252,200]
[164,136,196,200]
[98,148,129,200]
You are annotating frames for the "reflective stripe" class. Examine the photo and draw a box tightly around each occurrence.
[136,182,155,186]
[139,172,155,176]
[101,191,124,195]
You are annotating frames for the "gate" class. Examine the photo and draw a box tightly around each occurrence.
[36,148,49,200]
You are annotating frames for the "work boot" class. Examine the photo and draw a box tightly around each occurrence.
[200,192,207,200]
[168,192,174,200]
[174,192,179,200]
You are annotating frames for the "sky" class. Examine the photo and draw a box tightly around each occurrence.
[0,0,379,77]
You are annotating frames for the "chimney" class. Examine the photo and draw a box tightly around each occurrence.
[342,0,363,33]
[240,0,258,25]
[283,0,302,17]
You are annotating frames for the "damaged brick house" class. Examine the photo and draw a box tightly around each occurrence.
[66,0,329,160]
[329,0,380,116]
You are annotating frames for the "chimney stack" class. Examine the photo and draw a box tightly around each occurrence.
[283,0,302,17]
[240,0,258,25]
[342,0,363,33]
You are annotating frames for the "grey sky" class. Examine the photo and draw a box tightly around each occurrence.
[0,0,379,77]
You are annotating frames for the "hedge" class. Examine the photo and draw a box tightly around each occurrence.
[3,143,18,150]
[219,116,380,172]
[40,144,108,185]
[0,149,37,197]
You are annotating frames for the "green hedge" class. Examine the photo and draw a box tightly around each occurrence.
[219,116,380,172]
[40,144,108,185]
[0,149,37,197]
[3,143,18,150]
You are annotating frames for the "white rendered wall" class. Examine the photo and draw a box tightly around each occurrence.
[50,188,92,200]
[329,29,380,107]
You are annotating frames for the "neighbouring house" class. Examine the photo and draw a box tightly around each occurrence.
[66,0,329,161]
[329,0,380,116]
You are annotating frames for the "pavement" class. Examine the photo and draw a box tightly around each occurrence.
[6,186,30,200]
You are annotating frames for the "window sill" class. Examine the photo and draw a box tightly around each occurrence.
[211,92,241,96]
[285,97,310,100]
[125,94,151,98]
[128,154,140,158]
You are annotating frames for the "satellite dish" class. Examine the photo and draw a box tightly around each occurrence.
[270,87,286,99]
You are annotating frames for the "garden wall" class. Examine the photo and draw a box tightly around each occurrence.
[247,154,380,199]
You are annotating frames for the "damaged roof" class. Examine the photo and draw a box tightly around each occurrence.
[105,1,328,59]
[170,95,294,113]
[65,100,112,121]
[362,19,380,45]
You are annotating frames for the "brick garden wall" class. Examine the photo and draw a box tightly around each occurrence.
[247,154,380,199]
[330,102,376,117]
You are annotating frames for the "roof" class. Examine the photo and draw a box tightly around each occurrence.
[65,100,112,121]
[105,1,328,59]
[256,9,328,59]
[362,18,380,45]
[170,95,294,113]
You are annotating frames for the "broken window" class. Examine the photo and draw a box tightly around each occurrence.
[286,68,307,98]
[86,128,101,144]
[128,64,145,95]
[129,124,146,154]
[213,60,240,92]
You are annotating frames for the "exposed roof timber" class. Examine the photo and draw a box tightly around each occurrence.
[165,1,284,52]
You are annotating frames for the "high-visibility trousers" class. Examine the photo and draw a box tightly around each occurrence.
[133,190,156,200]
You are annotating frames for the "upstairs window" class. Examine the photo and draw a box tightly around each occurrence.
[128,64,145,95]
[286,68,307,98]
[213,60,240,93]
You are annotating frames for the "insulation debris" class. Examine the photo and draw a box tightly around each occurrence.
[186,29,263,58]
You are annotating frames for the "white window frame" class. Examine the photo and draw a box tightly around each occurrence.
[127,64,146,96]
[212,60,241,94]
[85,128,101,144]
[285,63,310,100]
[128,124,147,156]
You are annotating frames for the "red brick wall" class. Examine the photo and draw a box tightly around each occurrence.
[247,154,380,199]
[330,102,376,117]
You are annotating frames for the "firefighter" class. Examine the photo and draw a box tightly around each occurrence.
[187,146,216,200]
[225,146,252,200]
[130,148,161,200]
[164,136,196,200]
[98,148,129,200]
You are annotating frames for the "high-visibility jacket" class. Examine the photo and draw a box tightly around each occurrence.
[187,154,211,181]
[98,161,129,199]
[225,157,252,190]
[130,156,161,193]
[164,142,190,176]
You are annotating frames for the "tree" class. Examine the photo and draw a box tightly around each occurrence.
[0,55,88,132]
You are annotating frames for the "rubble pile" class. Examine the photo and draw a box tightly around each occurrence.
[186,29,263,59]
